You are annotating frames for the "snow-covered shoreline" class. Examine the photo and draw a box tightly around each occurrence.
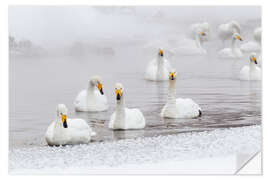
[9,125,261,174]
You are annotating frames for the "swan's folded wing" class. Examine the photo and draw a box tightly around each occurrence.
[68,118,91,144]
[126,108,146,129]
[176,98,200,118]
[74,89,87,107]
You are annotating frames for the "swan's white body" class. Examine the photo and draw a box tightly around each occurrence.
[145,50,172,81]
[173,23,209,55]
[161,73,201,118]
[45,104,96,146]
[188,22,210,42]
[218,33,243,58]
[241,27,261,53]
[218,21,241,42]
[74,76,108,112]
[239,54,261,81]
[109,83,145,130]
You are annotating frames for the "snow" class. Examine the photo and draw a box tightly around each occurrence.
[9,125,261,174]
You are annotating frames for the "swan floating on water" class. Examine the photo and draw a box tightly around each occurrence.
[218,20,241,47]
[240,27,261,54]
[144,49,172,81]
[173,22,209,55]
[161,71,202,119]
[218,33,243,58]
[45,104,96,146]
[109,83,146,130]
[239,53,261,81]
[74,76,109,112]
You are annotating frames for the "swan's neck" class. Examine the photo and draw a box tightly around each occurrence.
[156,56,164,80]
[231,38,238,52]
[195,34,202,48]
[249,61,257,71]
[87,84,96,105]
[115,95,126,128]
[167,80,177,108]
[53,117,67,139]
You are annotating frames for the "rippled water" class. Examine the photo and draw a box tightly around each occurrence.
[9,43,261,148]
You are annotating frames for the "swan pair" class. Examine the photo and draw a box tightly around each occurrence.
[239,53,261,81]
[45,104,96,146]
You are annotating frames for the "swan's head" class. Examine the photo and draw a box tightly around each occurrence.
[56,104,68,128]
[90,76,104,95]
[250,53,258,64]
[115,83,124,101]
[232,33,243,41]
[169,70,177,81]
[200,31,207,37]
[158,49,164,57]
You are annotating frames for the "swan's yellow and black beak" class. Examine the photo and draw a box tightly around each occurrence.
[237,36,243,41]
[62,114,68,128]
[253,57,257,64]
[116,89,122,100]
[170,72,175,80]
[201,32,206,36]
[97,83,104,95]
[159,49,164,57]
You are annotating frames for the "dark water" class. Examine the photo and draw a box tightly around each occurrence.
[9,45,261,148]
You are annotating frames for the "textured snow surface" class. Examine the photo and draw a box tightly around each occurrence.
[9,125,261,174]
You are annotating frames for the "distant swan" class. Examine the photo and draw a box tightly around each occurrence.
[241,27,261,53]
[109,83,146,130]
[74,76,109,112]
[145,49,172,81]
[173,22,209,55]
[45,104,96,146]
[218,33,243,58]
[218,20,241,46]
[161,71,202,118]
[239,53,261,81]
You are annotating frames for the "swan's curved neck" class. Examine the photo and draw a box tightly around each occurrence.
[231,38,238,52]
[167,80,177,108]
[53,116,66,138]
[249,61,257,71]
[156,56,164,80]
[115,95,126,128]
[195,34,202,48]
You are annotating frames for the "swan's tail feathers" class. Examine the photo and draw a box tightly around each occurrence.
[198,109,202,117]
[91,131,97,137]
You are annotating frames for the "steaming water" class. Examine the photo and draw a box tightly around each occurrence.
[9,6,261,149]
[9,47,261,148]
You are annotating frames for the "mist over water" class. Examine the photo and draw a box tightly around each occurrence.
[9,6,261,148]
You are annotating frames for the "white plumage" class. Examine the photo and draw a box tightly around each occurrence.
[173,22,210,55]
[144,49,172,81]
[241,27,261,53]
[218,21,241,43]
[239,53,261,81]
[74,76,109,112]
[45,104,96,146]
[109,83,145,130]
[218,32,243,58]
[161,71,202,119]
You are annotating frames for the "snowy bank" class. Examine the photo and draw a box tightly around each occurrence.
[9,125,261,174]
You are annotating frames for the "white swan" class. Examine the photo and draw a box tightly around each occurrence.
[240,27,262,53]
[109,83,146,130]
[173,23,209,55]
[74,76,109,112]
[45,104,96,146]
[161,71,202,119]
[144,49,172,81]
[218,33,243,58]
[239,53,261,81]
[218,20,241,46]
